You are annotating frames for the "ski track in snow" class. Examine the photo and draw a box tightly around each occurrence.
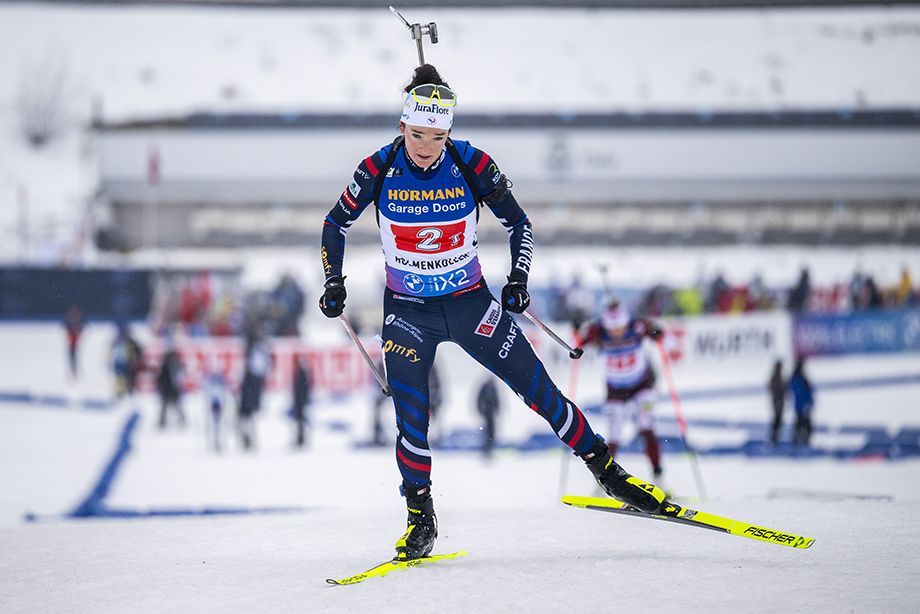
[1,502,917,612]
[2,324,919,611]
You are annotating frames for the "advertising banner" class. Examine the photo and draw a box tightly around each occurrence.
[662,312,792,368]
[793,309,920,356]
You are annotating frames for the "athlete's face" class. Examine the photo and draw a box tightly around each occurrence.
[607,325,628,339]
[400,124,449,169]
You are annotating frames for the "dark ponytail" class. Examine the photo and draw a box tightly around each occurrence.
[404,64,450,92]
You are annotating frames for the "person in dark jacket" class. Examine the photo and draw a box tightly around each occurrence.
[238,329,271,450]
[292,356,312,448]
[64,305,84,380]
[768,360,785,444]
[787,268,812,313]
[789,357,815,446]
[476,377,501,458]
[157,343,185,429]
[111,323,144,399]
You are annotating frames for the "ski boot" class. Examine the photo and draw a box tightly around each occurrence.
[581,438,669,514]
[395,484,438,560]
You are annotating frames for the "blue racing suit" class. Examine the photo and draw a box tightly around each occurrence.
[321,139,600,488]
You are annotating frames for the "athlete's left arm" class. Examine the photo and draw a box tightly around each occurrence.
[463,145,533,283]
[634,318,665,341]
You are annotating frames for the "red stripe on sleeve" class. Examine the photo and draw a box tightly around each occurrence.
[397,449,432,473]
[365,155,379,176]
[473,152,490,175]
[569,409,585,450]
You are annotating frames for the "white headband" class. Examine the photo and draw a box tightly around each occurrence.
[401,96,453,130]
[602,305,630,330]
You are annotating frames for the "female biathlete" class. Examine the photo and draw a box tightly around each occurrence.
[579,300,665,478]
[319,64,671,560]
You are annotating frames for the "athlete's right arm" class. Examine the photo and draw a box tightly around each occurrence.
[320,147,389,282]
[579,322,603,347]
[319,147,388,317]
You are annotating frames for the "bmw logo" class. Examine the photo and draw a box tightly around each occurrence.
[403,274,425,294]
[385,314,395,325]
[451,164,461,178]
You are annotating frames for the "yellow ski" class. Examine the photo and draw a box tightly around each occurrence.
[326,551,468,586]
[562,495,814,549]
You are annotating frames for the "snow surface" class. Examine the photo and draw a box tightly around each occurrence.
[1,320,919,612]
[2,498,918,614]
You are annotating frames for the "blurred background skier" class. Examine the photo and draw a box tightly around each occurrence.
[579,300,665,479]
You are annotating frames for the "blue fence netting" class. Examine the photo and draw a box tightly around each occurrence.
[0,267,153,321]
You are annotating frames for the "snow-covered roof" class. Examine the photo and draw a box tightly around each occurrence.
[2,4,919,124]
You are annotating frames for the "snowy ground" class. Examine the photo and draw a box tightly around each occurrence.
[2,407,919,613]
[2,319,919,612]
[2,497,917,613]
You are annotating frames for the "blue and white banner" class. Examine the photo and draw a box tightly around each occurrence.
[793,309,920,356]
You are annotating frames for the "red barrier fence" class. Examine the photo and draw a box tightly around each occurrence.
[139,338,378,395]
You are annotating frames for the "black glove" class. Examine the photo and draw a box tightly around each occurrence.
[501,273,530,314]
[644,320,664,341]
[319,276,347,318]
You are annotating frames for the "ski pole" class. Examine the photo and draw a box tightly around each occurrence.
[655,339,707,500]
[557,328,584,499]
[595,262,613,297]
[521,311,584,359]
[339,315,391,397]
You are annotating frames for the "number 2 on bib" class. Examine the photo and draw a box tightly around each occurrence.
[416,227,443,252]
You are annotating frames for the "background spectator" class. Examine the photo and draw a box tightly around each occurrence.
[204,354,227,453]
[272,274,306,337]
[787,268,812,313]
[768,360,785,445]
[238,329,271,450]
[156,341,185,429]
[111,323,143,400]
[292,355,312,448]
[476,377,501,459]
[789,357,816,447]
[64,305,83,380]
